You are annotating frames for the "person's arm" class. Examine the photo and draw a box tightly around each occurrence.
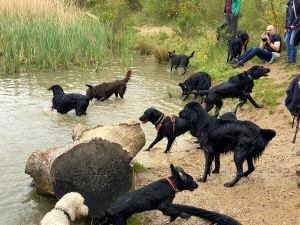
[267,41,281,52]
[232,0,241,15]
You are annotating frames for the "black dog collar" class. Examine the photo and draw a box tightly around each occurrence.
[55,207,71,221]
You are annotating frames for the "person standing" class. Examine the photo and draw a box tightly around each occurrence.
[224,0,241,37]
[285,0,300,65]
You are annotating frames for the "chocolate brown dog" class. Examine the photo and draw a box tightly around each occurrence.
[86,70,131,101]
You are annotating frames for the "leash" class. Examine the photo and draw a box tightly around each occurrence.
[55,207,72,221]
[167,177,179,192]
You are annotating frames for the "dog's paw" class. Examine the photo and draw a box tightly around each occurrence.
[144,148,151,151]
[198,177,206,182]
[212,169,220,174]
[224,182,234,187]
[163,150,170,154]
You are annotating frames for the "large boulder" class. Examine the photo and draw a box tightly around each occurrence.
[25,120,145,216]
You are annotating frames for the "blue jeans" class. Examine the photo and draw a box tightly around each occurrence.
[285,28,300,62]
[239,48,273,63]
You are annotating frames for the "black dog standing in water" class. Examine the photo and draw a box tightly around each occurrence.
[48,85,90,116]
[179,72,211,101]
[179,102,276,187]
[168,50,195,75]
[139,108,190,153]
[198,65,270,116]
[92,164,241,225]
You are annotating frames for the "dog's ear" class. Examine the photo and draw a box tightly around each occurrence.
[178,83,183,87]
[172,50,175,53]
[86,84,93,89]
[170,163,176,175]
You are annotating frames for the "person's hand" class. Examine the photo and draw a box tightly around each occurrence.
[291,25,295,29]
[266,35,271,44]
[285,29,288,33]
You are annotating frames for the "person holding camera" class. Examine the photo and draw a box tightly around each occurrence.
[224,0,241,37]
[231,25,282,68]
[285,0,300,65]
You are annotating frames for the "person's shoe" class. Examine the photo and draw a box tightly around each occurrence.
[231,61,244,68]
[228,58,239,64]
[287,60,296,66]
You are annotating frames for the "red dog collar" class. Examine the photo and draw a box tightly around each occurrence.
[167,177,179,192]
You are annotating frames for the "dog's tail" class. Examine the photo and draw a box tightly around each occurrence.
[173,204,242,225]
[86,84,93,88]
[260,129,276,142]
[189,51,195,58]
[123,70,132,83]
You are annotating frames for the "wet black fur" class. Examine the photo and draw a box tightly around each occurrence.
[139,108,190,153]
[92,164,241,225]
[168,50,195,75]
[179,102,276,187]
[48,85,90,116]
[179,72,211,101]
[198,65,270,116]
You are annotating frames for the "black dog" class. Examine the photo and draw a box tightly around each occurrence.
[179,102,276,187]
[48,85,90,116]
[168,50,195,75]
[179,72,211,101]
[139,108,190,153]
[92,164,241,225]
[198,65,270,116]
[227,31,249,63]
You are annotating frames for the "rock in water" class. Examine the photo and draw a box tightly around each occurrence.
[25,120,145,216]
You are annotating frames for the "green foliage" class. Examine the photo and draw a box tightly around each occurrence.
[131,161,147,173]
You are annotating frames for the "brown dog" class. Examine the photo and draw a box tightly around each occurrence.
[86,70,131,101]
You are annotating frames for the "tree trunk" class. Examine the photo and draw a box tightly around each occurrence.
[25,120,145,216]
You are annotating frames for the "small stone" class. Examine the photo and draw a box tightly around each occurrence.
[297,181,300,188]
[296,170,300,176]
[296,150,300,156]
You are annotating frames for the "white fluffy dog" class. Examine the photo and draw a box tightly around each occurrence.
[40,192,89,225]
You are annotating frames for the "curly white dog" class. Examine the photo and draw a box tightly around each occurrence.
[40,192,89,225]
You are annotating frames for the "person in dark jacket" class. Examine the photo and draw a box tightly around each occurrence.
[231,25,282,68]
[285,0,300,65]
[224,0,241,37]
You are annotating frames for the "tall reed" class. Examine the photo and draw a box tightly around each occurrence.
[0,0,130,73]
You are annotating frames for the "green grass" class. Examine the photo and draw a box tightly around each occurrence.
[131,161,147,173]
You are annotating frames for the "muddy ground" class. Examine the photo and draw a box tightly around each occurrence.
[134,63,300,225]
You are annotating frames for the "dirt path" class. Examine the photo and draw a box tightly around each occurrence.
[133,62,300,225]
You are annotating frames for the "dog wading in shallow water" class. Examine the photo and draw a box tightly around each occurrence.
[86,70,131,101]
[92,164,241,225]
[139,108,190,153]
[168,50,195,75]
[48,85,90,116]
[179,102,276,187]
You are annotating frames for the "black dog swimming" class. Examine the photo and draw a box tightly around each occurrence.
[179,72,211,101]
[179,102,276,187]
[48,85,90,116]
[198,65,270,116]
[92,164,241,225]
[139,108,190,153]
[227,31,249,63]
[168,50,195,75]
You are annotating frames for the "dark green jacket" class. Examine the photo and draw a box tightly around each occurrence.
[224,0,241,15]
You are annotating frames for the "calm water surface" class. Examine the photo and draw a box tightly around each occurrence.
[0,54,189,225]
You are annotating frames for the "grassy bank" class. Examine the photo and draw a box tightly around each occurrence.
[0,0,133,73]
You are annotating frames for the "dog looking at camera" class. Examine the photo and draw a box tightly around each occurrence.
[48,85,90,116]
[168,50,195,75]
[197,65,270,116]
[92,164,241,225]
[40,192,88,225]
[179,102,276,187]
[139,108,190,153]
[86,70,131,101]
[179,72,211,101]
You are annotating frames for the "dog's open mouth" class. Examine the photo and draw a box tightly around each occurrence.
[263,68,271,76]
